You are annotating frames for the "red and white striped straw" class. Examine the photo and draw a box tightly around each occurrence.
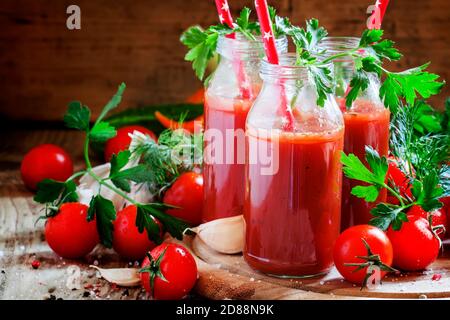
[254,0,279,64]
[214,0,252,99]
[368,0,390,30]
[215,0,234,31]
[254,0,294,130]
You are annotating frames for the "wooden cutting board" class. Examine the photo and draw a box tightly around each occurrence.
[1,169,450,300]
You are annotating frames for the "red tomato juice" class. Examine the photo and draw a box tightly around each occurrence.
[244,127,344,277]
[202,94,253,222]
[341,100,390,230]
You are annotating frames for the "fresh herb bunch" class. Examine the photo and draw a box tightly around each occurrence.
[34,83,190,248]
[341,145,446,231]
[275,17,445,110]
[341,102,449,232]
[130,127,203,197]
[181,7,276,81]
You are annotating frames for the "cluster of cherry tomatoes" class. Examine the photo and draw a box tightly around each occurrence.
[334,157,449,285]
[21,124,204,299]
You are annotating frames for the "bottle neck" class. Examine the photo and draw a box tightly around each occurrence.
[319,37,360,76]
[260,53,310,85]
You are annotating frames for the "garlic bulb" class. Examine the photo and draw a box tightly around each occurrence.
[191,215,245,254]
[90,266,141,287]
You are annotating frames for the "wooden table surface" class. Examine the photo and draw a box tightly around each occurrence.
[1,127,449,300]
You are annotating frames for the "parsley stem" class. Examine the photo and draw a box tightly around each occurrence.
[384,184,406,206]
[320,51,355,65]
[84,133,92,170]
[66,170,87,182]
[87,168,137,205]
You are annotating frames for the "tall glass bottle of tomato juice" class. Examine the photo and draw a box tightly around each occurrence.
[320,37,390,231]
[244,54,344,277]
[203,34,287,222]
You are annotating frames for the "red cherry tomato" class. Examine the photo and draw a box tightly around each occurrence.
[333,225,394,284]
[21,144,74,191]
[386,214,440,271]
[408,205,447,239]
[113,205,162,260]
[386,157,412,205]
[45,203,99,259]
[140,243,198,300]
[163,172,203,226]
[104,126,156,162]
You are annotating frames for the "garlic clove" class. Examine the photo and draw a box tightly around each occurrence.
[191,215,244,254]
[90,266,141,287]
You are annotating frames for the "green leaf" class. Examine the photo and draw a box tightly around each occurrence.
[110,150,131,174]
[89,121,117,143]
[136,205,163,244]
[411,173,444,212]
[236,7,251,30]
[180,26,207,49]
[381,64,444,111]
[96,83,126,123]
[64,101,91,131]
[380,73,402,112]
[110,165,153,193]
[364,146,389,185]
[139,204,189,241]
[346,71,369,108]
[359,29,383,47]
[309,64,332,107]
[341,152,375,184]
[87,194,116,248]
[34,179,78,204]
[371,39,402,61]
[369,203,408,231]
[351,185,380,202]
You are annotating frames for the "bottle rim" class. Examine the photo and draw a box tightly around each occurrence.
[260,53,313,81]
[318,36,360,61]
[217,34,288,60]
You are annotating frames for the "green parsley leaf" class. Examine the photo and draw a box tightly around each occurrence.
[87,194,116,248]
[34,179,78,204]
[109,150,153,192]
[136,205,164,244]
[346,71,370,107]
[341,146,389,202]
[138,204,189,241]
[89,121,117,143]
[369,203,408,231]
[64,101,91,131]
[411,172,444,212]
[96,83,126,123]
[359,29,383,47]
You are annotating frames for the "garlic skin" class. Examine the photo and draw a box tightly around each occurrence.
[90,266,141,287]
[192,215,245,254]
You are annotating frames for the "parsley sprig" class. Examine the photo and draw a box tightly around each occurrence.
[34,83,190,247]
[275,17,444,110]
[181,7,265,82]
[341,140,447,231]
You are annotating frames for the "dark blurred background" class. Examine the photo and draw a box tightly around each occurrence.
[0,0,449,123]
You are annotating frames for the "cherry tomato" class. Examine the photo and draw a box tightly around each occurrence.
[104,125,156,162]
[140,243,198,300]
[409,205,447,239]
[163,172,203,226]
[113,205,162,261]
[442,196,450,239]
[21,144,74,191]
[386,214,440,271]
[333,225,394,284]
[45,203,99,259]
[386,157,412,205]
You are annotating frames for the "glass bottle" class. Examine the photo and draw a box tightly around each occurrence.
[203,34,287,222]
[244,54,344,277]
[319,37,390,231]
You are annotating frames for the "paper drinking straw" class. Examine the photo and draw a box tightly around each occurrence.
[254,0,295,130]
[214,0,252,99]
[339,0,391,110]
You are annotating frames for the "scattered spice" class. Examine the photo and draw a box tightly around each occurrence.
[31,260,41,269]
[431,273,442,281]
